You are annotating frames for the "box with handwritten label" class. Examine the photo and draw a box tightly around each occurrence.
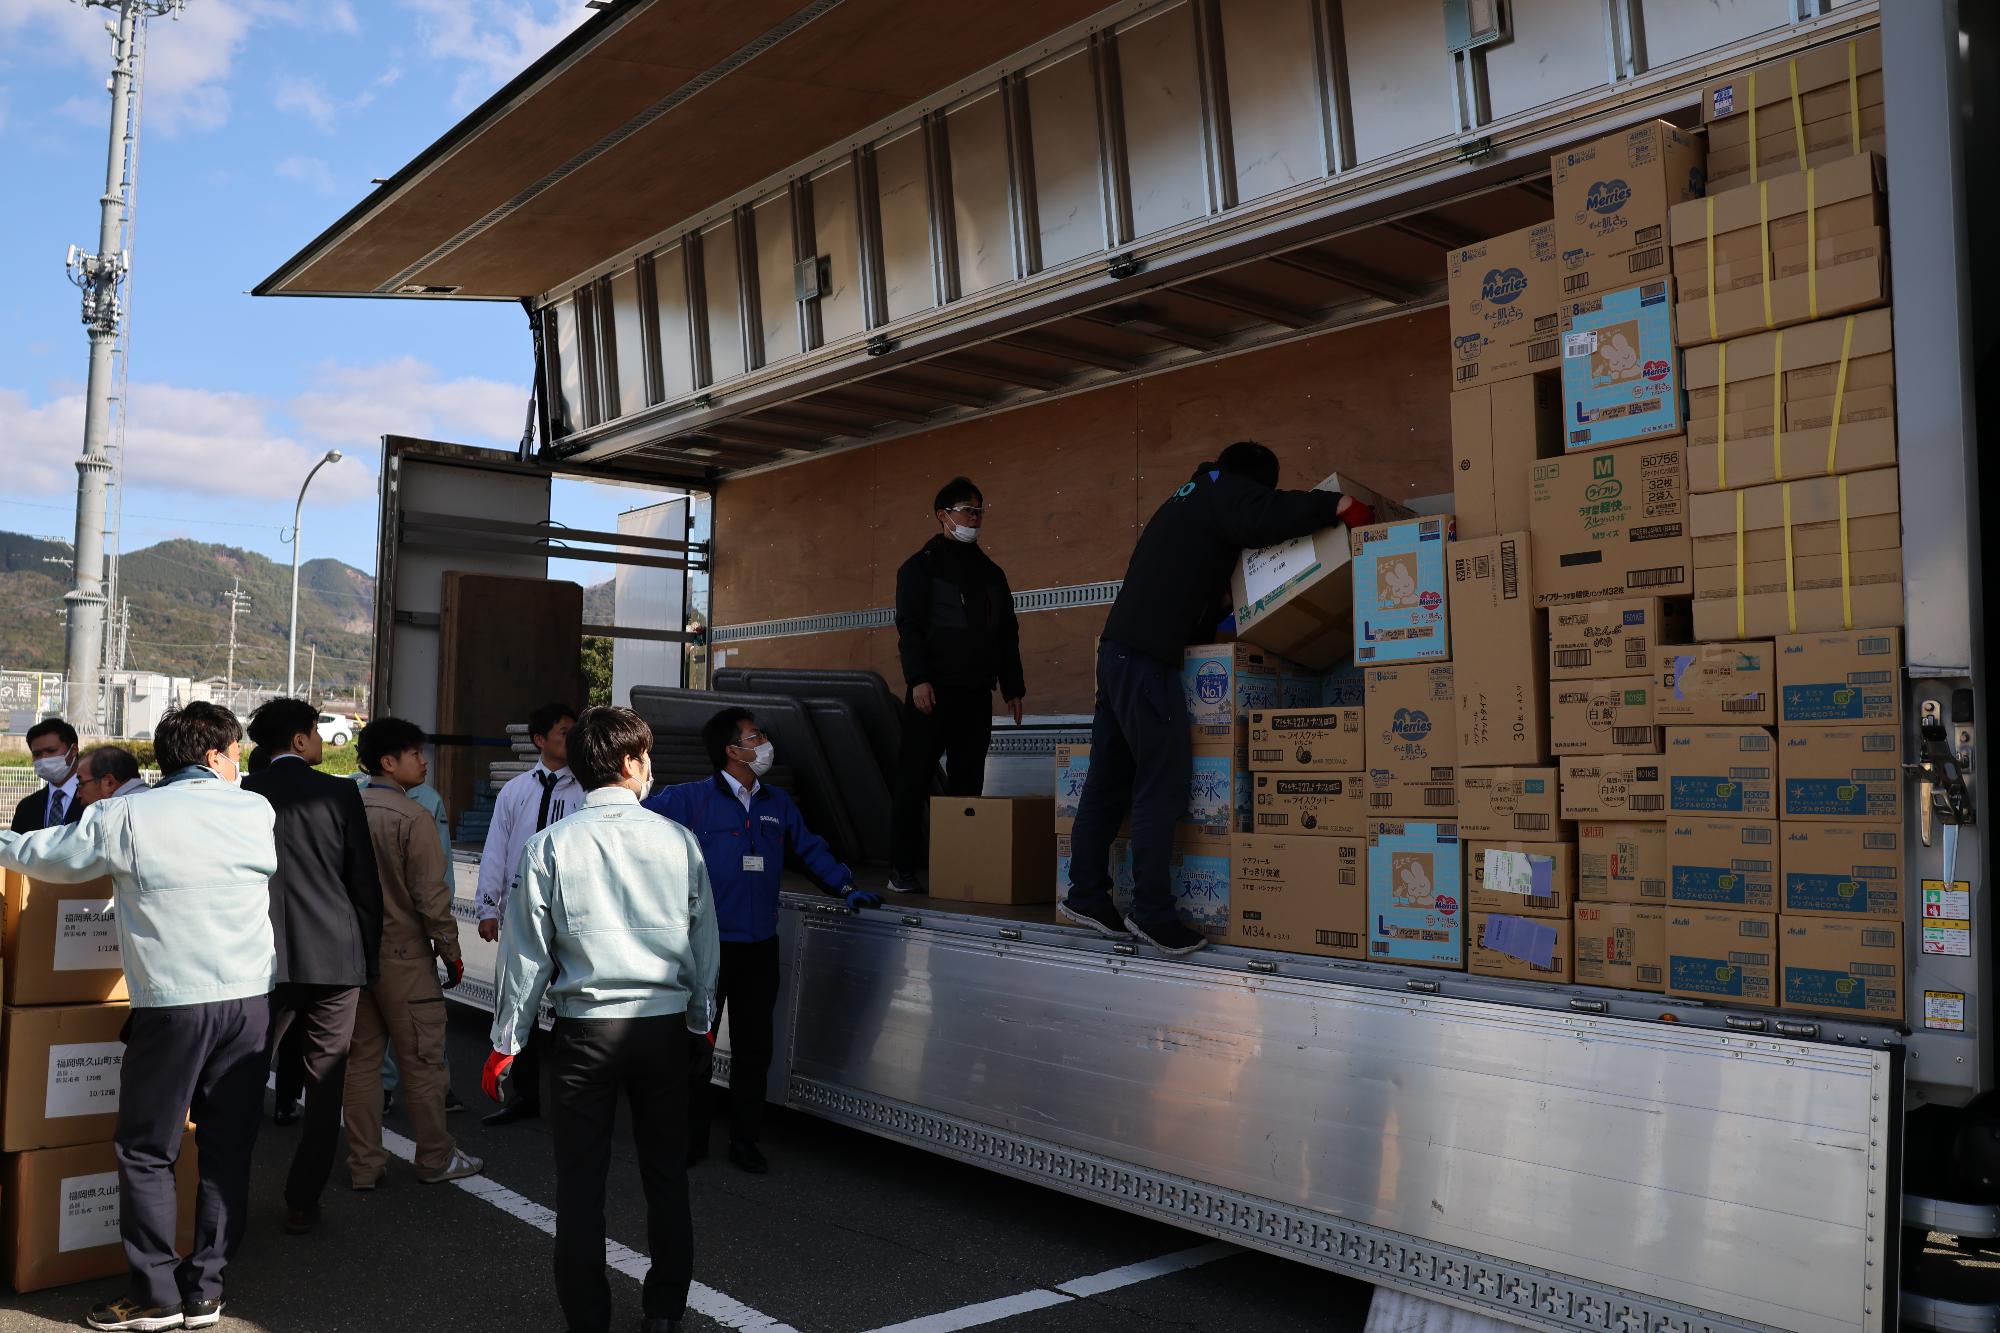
[4,1139,197,1291]
[2,873,126,1007]
[1,1001,128,1153]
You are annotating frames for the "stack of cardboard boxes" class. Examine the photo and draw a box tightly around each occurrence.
[2,871,193,1292]
[1227,705,1368,957]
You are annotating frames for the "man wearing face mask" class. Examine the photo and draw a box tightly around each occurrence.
[889,476,1026,894]
[13,718,85,832]
[643,708,880,1173]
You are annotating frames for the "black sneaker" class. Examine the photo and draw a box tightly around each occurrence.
[886,869,928,896]
[1126,916,1209,957]
[1058,897,1132,938]
[86,1298,182,1330]
[182,1299,225,1330]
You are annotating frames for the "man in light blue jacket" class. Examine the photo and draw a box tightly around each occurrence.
[483,705,719,1333]
[0,701,276,1333]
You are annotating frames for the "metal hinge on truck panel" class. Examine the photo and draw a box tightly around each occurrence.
[1909,693,1975,874]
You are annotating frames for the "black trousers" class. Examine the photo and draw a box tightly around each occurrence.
[550,1015,693,1333]
[508,1020,549,1110]
[266,982,358,1211]
[1065,641,1193,931]
[115,996,271,1307]
[691,937,780,1149]
[890,682,994,874]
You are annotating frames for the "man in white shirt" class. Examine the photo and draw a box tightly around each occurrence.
[474,701,581,1126]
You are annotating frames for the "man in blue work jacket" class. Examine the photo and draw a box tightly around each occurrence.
[644,706,881,1173]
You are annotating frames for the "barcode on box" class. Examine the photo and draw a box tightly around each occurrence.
[1526,894,1557,911]
[1628,245,1664,272]
[1370,793,1393,808]
[1317,930,1361,948]
[1862,832,1898,850]
[1862,735,1898,753]
[1424,789,1454,806]
[1722,697,1763,713]
[1629,794,1664,811]
[1634,224,1663,246]
[1500,540,1520,600]
[1730,950,1771,966]
[1529,337,1560,362]
[1854,767,1895,781]
[1629,566,1686,588]
[1612,727,1654,746]
[1862,931,1897,948]
[1255,814,1289,828]
[1564,273,1592,293]
[1854,961,1895,976]
[1741,826,1774,845]
[1515,813,1551,831]
[1556,649,1592,668]
[1455,364,1480,385]
[1640,879,1667,897]
[1637,964,1662,983]
[1534,313,1560,333]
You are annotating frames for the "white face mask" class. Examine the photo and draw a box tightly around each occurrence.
[748,741,775,777]
[33,753,74,785]
[947,519,979,544]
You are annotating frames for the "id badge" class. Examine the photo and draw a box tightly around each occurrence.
[742,855,766,873]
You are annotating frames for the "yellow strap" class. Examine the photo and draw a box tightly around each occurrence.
[1825,316,1855,473]
[1705,196,1720,343]
[1838,474,1853,628]
[1848,41,1861,155]
[1771,331,1786,481]
[1759,181,1774,331]
[1788,59,1808,171]
[1734,489,1747,638]
[1806,167,1819,321]
[1716,342,1729,488]
[1749,71,1761,186]
[1782,482,1798,634]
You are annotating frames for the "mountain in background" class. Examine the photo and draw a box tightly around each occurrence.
[0,531,374,693]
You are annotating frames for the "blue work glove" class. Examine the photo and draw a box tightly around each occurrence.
[843,888,883,911]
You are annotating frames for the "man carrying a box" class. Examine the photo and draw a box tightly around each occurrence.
[644,707,881,1173]
[1062,442,1373,956]
[0,702,276,1332]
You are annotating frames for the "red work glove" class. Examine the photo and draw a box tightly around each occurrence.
[481,1050,515,1103]
[439,955,464,990]
[1335,495,1375,530]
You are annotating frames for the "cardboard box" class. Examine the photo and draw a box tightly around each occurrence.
[1320,663,1366,708]
[1351,517,1453,664]
[1663,726,1779,818]
[1777,628,1901,727]
[1694,548,1905,641]
[1183,643,1283,753]
[1551,677,1660,756]
[1250,772,1368,838]
[1551,121,1707,298]
[1451,375,1562,538]
[1365,664,1457,817]
[1528,440,1693,604]
[1466,839,1575,917]
[1579,821,1671,903]
[1708,98,1885,182]
[1469,912,1574,983]
[1574,903,1667,991]
[1457,766,1564,842]
[1232,476,1414,670]
[1690,465,1900,557]
[1781,917,1903,1018]
[1656,641,1774,725]
[5,1139,198,1293]
[1702,32,1881,128]
[1446,221,1562,386]
[1669,154,1888,345]
[1450,532,1549,766]
[1559,281,1685,451]
[1052,744,1130,835]
[1184,753,1254,842]
[1167,841,1232,940]
[928,798,1057,905]
[1779,726,1902,822]
[2,873,126,1008]
[1667,817,1779,910]
[1277,663,1326,710]
[1560,758,1666,821]
[1056,833,1132,902]
[1227,834,1366,958]
[1246,709,1365,773]
[1782,821,1903,918]
[1366,820,1465,970]
[1665,909,1778,1007]
[1,1001,127,1153]
[1549,597,1690,679]
[1691,468,1904,638]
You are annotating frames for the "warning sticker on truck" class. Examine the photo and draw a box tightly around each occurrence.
[1921,880,1972,957]
[1924,991,1966,1033]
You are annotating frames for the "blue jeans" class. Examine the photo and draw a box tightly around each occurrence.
[1064,641,1192,930]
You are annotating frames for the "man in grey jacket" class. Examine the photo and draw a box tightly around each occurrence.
[0,702,276,1333]
[484,705,720,1333]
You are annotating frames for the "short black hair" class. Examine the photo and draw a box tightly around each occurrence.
[84,745,140,787]
[25,718,77,750]
[1217,440,1281,490]
[528,702,577,745]
[568,706,653,790]
[246,697,319,753]
[156,702,241,773]
[702,707,756,772]
[245,745,272,775]
[357,718,427,776]
[934,477,982,512]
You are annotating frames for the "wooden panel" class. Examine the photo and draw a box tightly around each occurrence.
[436,574,584,823]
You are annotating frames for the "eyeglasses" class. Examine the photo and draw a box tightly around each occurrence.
[738,730,768,745]
[946,505,985,519]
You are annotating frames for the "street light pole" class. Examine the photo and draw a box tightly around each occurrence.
[286,449,342,697]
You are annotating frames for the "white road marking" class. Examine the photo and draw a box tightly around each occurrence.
[857,1241,1238,1333]
[379,1127,800,1332]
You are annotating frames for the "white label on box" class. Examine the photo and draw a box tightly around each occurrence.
[1482,849,1552,897]
[46,1041,124,1118]
[1241,534,1320,608]
[58,1170,122,1253]
[1564,331,1598,358]
[53,897,121,971]
[1924,991,1966,1033]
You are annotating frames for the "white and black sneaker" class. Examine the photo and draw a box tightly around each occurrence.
[182,1299,225,1330]
[886,869,928,896]
[419,1149,484,1184]
[1126,916,1209,957]
[1058,898,1132,938]
[86,1298,182,1331]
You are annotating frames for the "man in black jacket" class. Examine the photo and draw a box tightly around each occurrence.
[241,697,383,1234]
[1061,442,1372,956]
[12,718,85,833]
[890,476,1026,893]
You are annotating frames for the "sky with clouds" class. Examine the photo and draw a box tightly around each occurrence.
[0,0,658,581]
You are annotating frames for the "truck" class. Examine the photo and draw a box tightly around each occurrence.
[256,3,1993,1329]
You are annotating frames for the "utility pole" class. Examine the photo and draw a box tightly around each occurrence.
[224,579,249,701]
[306,645,317,701]
[62,0,183,729]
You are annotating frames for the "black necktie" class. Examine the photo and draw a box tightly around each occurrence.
[48,789,66,826]
[536,771,559,832]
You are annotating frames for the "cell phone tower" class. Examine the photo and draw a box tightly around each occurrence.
[62,0,182,728]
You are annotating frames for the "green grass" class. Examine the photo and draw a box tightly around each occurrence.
[1,742,360,776]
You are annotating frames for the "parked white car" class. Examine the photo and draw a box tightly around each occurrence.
[317,713,354,747]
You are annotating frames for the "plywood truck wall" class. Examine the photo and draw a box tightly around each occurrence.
[711,312,1451,712]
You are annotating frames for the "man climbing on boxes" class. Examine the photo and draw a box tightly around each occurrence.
[1061,441,1372,957]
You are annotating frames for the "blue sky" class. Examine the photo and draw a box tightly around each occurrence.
[0,0,665,583]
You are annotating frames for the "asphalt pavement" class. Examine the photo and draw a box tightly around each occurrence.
[1,1004,1378,1333]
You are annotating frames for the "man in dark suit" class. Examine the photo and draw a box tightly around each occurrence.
[12,718,85,833]
[242,697,383,1234]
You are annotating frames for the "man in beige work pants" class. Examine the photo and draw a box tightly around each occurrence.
[344,718,483,1187]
